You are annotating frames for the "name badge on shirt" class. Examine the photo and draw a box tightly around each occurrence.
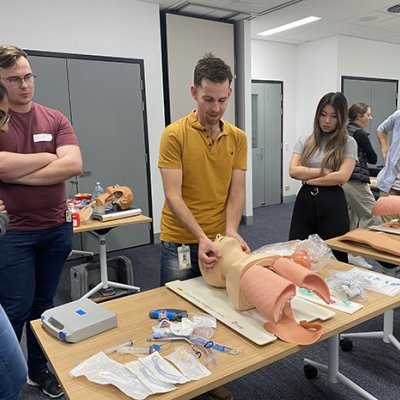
[33,133,53,142]
[178,245,191,270]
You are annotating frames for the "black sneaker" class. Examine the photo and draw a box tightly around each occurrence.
[27,370,64,399]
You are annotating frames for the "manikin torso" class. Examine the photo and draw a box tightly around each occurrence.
[200,234,279,310]
[200,235,331,345]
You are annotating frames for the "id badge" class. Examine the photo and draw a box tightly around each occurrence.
[178,245,191,270]
[66,209,72,223]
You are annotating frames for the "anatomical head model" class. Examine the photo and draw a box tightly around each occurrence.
[200,235,331,345]
[95,185,134,210]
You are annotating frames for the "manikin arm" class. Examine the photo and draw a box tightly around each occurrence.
[160,167,222,270]
[4,145,82,186]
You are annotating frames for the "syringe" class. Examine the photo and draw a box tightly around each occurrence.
[116,344,161,355]
[104,339,135,354]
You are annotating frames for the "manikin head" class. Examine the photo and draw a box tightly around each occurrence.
[95,185,134,210]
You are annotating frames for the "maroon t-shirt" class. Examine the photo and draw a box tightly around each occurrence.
[0,103,79,230]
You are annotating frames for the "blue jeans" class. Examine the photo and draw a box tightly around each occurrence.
[160,242,201,285]
[0,222,73,377]
[0,305,27,400]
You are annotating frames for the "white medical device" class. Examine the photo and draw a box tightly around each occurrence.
[41,298,117,343]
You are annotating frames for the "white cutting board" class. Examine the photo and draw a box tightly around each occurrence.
[166,277,335,345]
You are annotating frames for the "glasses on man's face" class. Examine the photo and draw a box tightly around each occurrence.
[0,111,10,128]
[5,73,36,88]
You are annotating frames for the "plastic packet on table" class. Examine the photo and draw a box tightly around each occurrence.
[125,360,176,393]
[70,351,152,400]
[138,351,189,384]
[191,312,217,339]
[252,234,334,271]
[166,345,211,380]
[152,317,195,337]
[326,269,369,302]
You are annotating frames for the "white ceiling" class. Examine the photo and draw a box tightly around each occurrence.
[138,0,400,45]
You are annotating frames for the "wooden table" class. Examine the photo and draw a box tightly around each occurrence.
[74,214,152,234]
[31,260,400,400]
[325,233,400,366]
[73,215,152,298]
[325,233,400,265]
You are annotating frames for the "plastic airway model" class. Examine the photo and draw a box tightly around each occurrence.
[200,235,331,345]
[95,184,134,210]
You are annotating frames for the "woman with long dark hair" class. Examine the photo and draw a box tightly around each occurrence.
[288,92,357,262]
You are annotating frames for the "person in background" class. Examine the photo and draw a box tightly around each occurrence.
[158,53,248,400]
[289,92,357,263]
[0,45,82,399]
[0,81,27,400]
[376,109,400,222]
[343,103,381,269]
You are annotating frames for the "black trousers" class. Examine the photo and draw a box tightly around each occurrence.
[289,184,349,263]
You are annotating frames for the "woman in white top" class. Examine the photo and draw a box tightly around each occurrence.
[288,92,357,262]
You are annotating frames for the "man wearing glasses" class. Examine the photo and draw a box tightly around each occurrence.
[0,45,82,398]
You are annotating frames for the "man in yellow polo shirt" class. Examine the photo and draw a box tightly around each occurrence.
[158,53,248,400]
[159,52,248,284]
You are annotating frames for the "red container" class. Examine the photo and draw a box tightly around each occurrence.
[74,193,92,201]
[72,211,80,227]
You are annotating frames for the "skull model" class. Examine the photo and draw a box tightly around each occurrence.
[95,185,134,210]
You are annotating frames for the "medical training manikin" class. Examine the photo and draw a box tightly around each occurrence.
[200,235,331,345]
[335,195,400,257]
[95,184,134,210]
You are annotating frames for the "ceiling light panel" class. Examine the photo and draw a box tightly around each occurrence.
[258,15,321,36]
[251,8,304,32]
[283,19,353,37]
